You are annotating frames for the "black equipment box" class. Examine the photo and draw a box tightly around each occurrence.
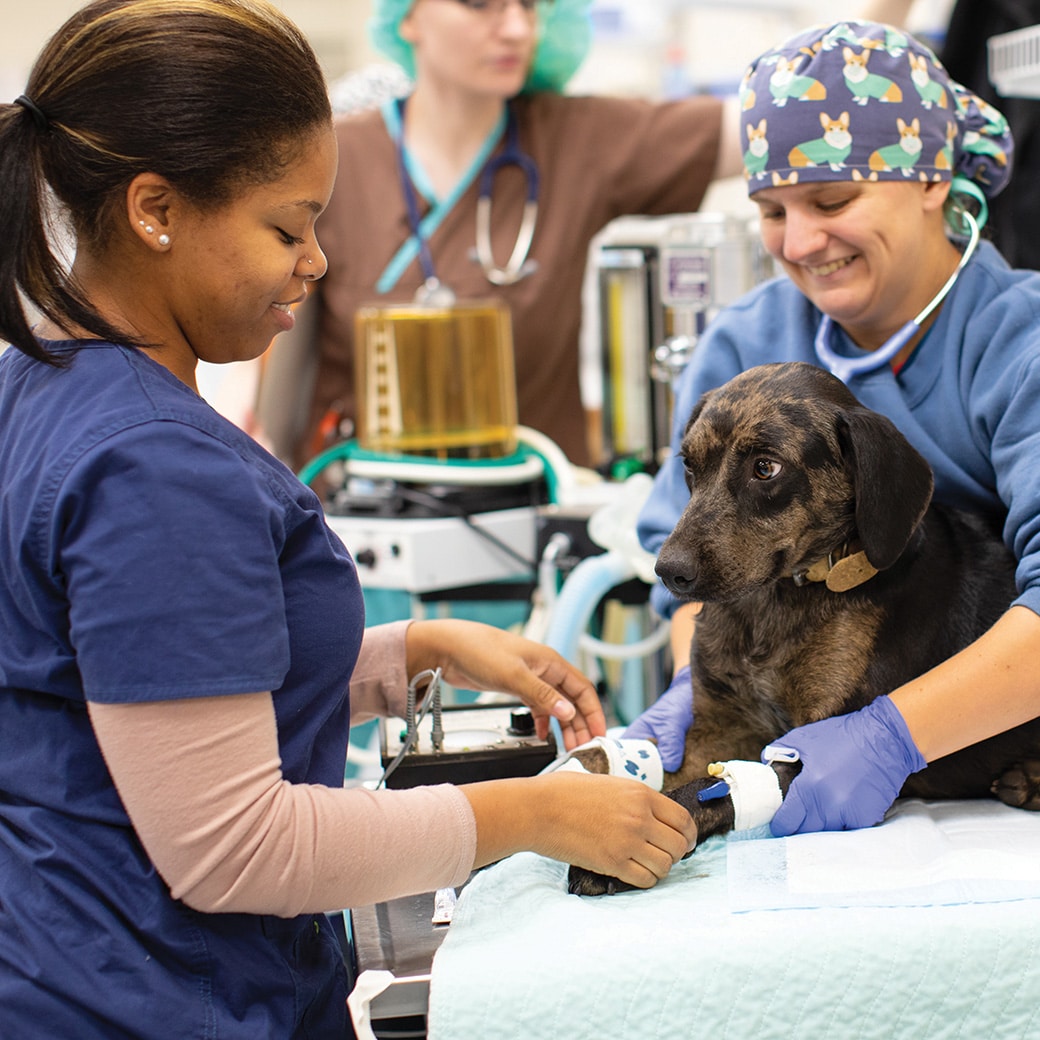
[379,703,558,788]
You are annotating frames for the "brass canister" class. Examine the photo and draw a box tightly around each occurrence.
[354,298,518,459]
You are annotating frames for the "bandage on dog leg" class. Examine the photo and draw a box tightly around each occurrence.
[541,736,664,790]
[707,759,784,832]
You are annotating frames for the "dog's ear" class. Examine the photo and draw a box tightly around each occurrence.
[837,408,934,570]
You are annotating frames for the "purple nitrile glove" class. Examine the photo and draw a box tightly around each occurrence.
[623,665,693,772]
[764,694,927,837]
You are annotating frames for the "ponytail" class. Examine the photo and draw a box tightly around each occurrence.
[0,0,332,365]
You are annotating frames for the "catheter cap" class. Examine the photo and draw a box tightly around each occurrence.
[739,21,1013,199]
[369,0,593,94]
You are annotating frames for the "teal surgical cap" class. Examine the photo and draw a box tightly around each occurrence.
[368,0,594,94]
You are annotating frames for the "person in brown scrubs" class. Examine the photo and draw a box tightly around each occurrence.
[258,0,743,472]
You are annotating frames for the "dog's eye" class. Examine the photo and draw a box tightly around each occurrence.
[753,459,782,480]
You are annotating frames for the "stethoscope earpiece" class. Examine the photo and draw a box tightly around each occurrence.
[948,175,988,237]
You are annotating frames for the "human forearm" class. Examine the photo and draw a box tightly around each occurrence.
[89,689,697,913]
[89,692,475,915]
[767,606,1040,835]
[350,619,412,720]
[890,605,1040,762]
[404,619,606,749]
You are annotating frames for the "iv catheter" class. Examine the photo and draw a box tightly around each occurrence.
[814,197,981,384]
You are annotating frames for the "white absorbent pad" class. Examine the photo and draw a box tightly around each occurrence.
[427,799,1040,1040]
[728,797,1040,911]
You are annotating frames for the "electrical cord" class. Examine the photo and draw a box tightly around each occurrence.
[377,667,443,788]
[391,484,537,574]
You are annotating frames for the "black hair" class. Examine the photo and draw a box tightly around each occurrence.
[0,0,332,363]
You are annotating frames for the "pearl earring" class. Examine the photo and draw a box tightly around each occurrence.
[157,234,170,247]
[139,221,155,234]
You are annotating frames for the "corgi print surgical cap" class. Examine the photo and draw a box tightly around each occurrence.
[739,21,1013,199]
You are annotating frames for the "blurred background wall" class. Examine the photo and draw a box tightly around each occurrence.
[4,0,954,109]
[3,0,955,423]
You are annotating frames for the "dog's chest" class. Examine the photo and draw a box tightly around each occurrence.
[695,592,886,729]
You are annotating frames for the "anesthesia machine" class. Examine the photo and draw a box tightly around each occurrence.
[593,212,774,474]
[303,213,775,778]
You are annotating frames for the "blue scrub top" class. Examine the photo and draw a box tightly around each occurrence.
[638,241,1040,622]
[0,341,365,1037]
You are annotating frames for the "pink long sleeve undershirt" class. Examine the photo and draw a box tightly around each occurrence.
[87,621,477,917]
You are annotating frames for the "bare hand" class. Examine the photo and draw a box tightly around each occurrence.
[463,772,697,889]
[407,619,605,750]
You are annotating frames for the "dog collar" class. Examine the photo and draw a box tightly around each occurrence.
[792,545,878,593]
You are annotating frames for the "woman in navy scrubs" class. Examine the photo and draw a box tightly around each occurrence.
[0,2,696,1035]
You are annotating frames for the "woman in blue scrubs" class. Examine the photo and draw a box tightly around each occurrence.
[0,2,696,1035]
[628,20,1040,840]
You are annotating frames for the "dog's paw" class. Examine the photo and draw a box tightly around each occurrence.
[992,760,1040,810]
[566,865,636,897]
[568,745,611,774]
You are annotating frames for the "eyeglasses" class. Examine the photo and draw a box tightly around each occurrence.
[448,0,550,14]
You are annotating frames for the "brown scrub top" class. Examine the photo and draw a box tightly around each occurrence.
[300,91,723,469]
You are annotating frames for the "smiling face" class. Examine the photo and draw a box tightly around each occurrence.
[751,179,958,351]
[136,125,338,381]
[400,0,537,100]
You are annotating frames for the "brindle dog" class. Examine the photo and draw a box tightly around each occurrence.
[569,361,1040,897]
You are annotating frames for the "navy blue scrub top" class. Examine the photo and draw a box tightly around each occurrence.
[0,341,364,1037]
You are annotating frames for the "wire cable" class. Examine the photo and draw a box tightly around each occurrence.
[377,667,443,788]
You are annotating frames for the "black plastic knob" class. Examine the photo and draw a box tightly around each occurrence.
[507,708,535,736]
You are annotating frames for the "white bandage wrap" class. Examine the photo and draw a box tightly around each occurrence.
[710,759,784,832]
[543,736,664,791]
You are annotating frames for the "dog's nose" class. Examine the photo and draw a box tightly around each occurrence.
[655,552,696,599]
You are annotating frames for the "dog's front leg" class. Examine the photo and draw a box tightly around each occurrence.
[566,763,801,897]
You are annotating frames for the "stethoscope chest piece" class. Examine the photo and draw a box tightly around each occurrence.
[414,277,456,307]
[475,139,540,286]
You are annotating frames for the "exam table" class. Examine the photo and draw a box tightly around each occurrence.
[349,798,1040,1039]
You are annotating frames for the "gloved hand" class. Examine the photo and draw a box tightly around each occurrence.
[623,665,693,772]
[764,694,927,837]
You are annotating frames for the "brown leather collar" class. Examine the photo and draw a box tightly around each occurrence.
[791,544,878,593]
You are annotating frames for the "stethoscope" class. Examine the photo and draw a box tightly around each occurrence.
[475,108,539,286]
[394,99,539,305]
[814,180,983,384]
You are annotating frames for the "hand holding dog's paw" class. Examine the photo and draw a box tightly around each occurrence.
[533,772,695,896]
